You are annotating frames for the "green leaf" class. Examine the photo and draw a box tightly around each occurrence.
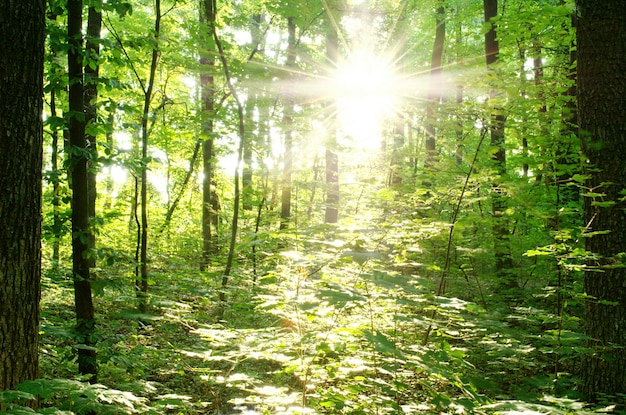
[591,200,615,207]
[363,330,404,358]
[0,390,36,403]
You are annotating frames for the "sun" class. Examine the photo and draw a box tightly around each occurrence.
[332,52,400,150]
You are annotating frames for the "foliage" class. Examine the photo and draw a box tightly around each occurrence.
[25,0,623,412]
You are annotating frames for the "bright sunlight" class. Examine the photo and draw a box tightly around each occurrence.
[333,52,400,150]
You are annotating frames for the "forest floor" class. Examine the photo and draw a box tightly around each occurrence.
[33,237,597,415]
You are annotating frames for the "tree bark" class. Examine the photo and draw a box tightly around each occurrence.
[0,0,44,392]
[85,2,102,271]
[201,0,219,269]
[423,2,445,182]
[241,15,264,211]
[556,14,579,209]
[577,0,626,402]
[160,140,202,233]
[68,0,97,381]
[136,0,161,306]
[484,0,514,293]
[212,18,246,307]
[325,25,339,224]
[280,17,296,230]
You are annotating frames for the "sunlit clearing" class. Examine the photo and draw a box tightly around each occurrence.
[333,53,399,150]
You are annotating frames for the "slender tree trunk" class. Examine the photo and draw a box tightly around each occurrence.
[212,21,246,307]
[0,0,44,392]
[280,17,296,230]
[556,13,579,209]
[484,0,514,293]
[307,153,321,218]
[325,26,339,224]
[455,84,464,165]
[243,98,254,211]
[160,140,202,232]
[104,106,115,209]
[136,0,161,307]
[201,0,219,269]
[242,14,264,211]
[577,0,626,402]
[50,88,62,270]
[454,19,464,166]
[423,2,445,183]
[47,10,64,271]
[68,0,97,382]
[389,117,404,186]
[85,2,102,270]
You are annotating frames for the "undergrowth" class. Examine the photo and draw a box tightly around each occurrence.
[2,223,607,415]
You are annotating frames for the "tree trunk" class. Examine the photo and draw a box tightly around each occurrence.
[242,14,264,211]
[577,0,626,402]
[0,0,44,392]
[484,0,514,293]
[389,117,404,186]
[556,15,579,209]
[50,88,62,270]
[242,98,254,211]
[136,0,161,306]
[212,17,246,307]
[68,0,97,382]
[280,17,296,230]
[104,106,115,209]
[325,25,339,224]
[160,140,202,233]
[423,2,445,183]
[201,0,219,269]
[85,2,102,270]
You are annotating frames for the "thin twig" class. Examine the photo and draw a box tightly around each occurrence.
[422,127,488,345]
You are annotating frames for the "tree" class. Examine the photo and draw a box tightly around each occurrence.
[45,5,67,272]
[200,0,220,268]
[68,0,97,381]
[423,1,445,181]
[577,0,626,402]
[136,0,162,304]
[280,16,297,230]
[0,0,44,391]
[484,0,514,293]
[84,0,102,270]
[324,21,339,224]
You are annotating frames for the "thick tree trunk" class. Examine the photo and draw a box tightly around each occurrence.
[68,0,97,381]
[577,0,626,402]
[0,0,44,391]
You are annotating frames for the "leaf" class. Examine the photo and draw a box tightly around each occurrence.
[571,173,590,183]
[591,200,615,208]
[318,282,366,306]
[363,330,404,358]
[0,390,36,403]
